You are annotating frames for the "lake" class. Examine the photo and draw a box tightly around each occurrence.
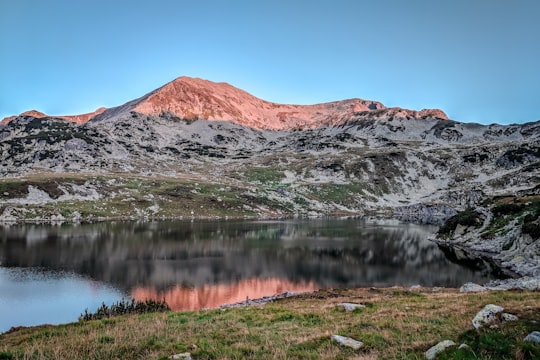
[0,218,495,332]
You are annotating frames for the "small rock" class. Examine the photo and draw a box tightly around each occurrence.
[410,284,422,289]
[501,313,518,322]
[472,304,504,329]
[337,302,366,312]
[169,353,192,360]
[331,334,364,350]
[425,340,456,359]
[458,343,470,350]
[524,331,540,343]
[460,282,487,293]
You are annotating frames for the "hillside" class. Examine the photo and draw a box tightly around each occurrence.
[0,77,539,224]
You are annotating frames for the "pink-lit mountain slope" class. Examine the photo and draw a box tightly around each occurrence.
[0,108,106,126]
[2,77,448,129]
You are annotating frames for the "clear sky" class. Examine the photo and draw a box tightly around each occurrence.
[1,0,539,125]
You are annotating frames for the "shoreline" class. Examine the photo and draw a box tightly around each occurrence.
[4,277,539,335]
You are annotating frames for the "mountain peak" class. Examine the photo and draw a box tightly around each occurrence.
[2,77,448,129]
[125,76,395,129]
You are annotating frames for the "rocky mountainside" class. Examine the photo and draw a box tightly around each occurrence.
[1,77,539,223]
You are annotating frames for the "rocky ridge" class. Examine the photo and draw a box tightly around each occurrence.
[2,76,448,130]
[0,107,106,126]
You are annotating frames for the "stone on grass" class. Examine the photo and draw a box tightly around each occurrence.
[458,343,470,350]
[169,353,192,360]
[331,335,364,350]
[524,331,540,343]
[337,302,366,312]
[460,282,487,293]
[501,313,518,322]
[425,340,456,360]
[472,304,504,329]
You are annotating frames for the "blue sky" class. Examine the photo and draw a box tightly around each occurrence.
[1,0,539,124]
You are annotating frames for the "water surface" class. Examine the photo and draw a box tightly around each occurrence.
[0,218,494,332]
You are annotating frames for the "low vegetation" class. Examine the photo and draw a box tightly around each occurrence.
[1,288,539,359]
[0,171,373,221]
[79,299,170,321]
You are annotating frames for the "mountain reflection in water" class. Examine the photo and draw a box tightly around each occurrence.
[132,278,318,310]
[0,219,494,312]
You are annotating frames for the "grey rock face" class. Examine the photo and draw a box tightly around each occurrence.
[1,111,539,229]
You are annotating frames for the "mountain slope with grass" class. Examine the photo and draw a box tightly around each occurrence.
[0,76,539,224]
[1,114,538,222]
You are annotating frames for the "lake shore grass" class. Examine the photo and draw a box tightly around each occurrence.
[1,287,539,359]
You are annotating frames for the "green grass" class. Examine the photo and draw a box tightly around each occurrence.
[0,175,266,220]
[1,288,539,359]
[243,167,285,184]
[307,183,364,206]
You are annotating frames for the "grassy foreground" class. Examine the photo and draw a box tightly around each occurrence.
[1,288,539,359]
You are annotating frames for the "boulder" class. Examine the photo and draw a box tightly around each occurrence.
[169,354,192,360]
[472,304,504,329]
[425,340,456,359]
[460,282,487,293]
[331,335,364,350]
[337,302,366,312]
[501,313,518,322]
[524,331,540,343]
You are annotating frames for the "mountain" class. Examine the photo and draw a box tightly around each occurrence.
[0,108,107,126]
[0,76,539,226]
[1,76,538,280]
[2,77,448,129]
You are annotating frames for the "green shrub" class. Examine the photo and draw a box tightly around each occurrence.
[80,298,170,321]
[493,203,524,217]
[0,352,14,360]
[522,222,540,238]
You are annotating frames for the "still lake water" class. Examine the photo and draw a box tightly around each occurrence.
[0,218,495,332]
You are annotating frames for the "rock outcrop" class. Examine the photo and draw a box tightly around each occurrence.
[432,198,540,278]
